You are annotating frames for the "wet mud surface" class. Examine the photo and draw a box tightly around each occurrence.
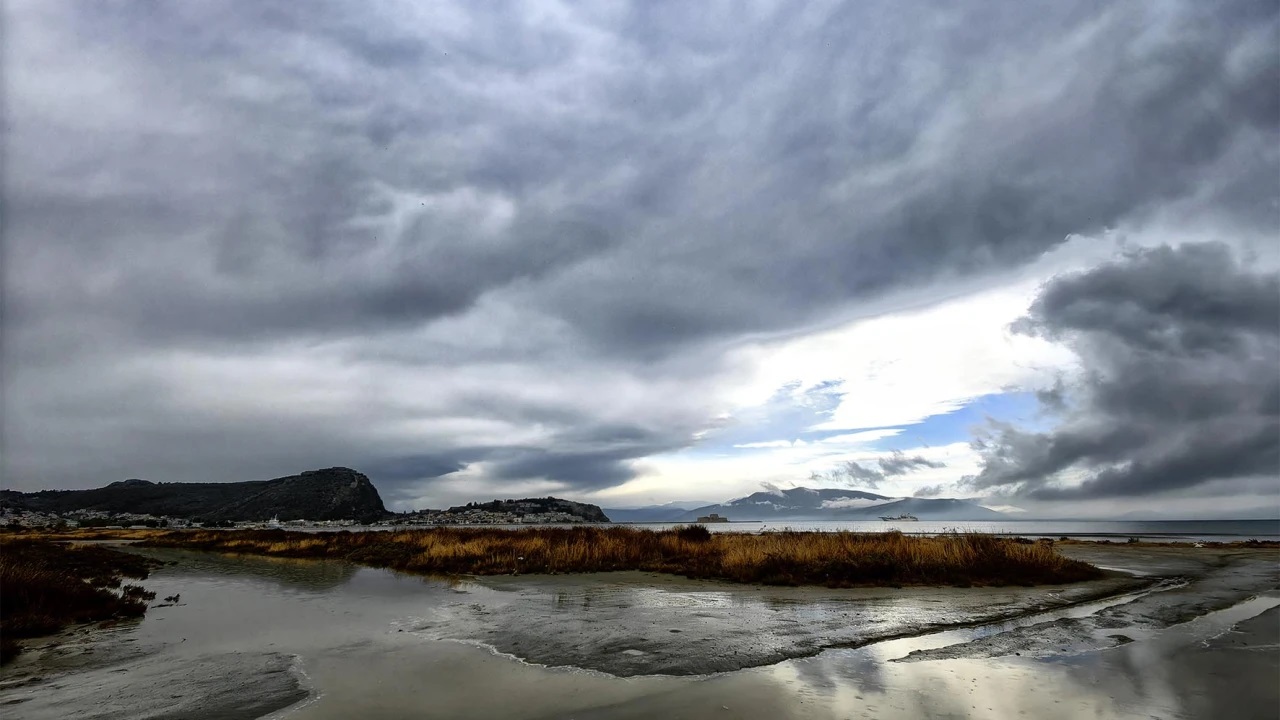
[0,543,1274,719]
[410,571,1143,675]
[898,546,1279,662]
[1,645,306,720]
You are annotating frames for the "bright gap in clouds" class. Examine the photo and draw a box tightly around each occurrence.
[597,280,1076,506]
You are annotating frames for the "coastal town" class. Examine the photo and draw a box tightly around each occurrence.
[1,507,194,530]
[0,505,597,531]
[387,506,594,526]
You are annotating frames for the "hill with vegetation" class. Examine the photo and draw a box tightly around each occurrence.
[0,467,387,523]
[446,497,610,523]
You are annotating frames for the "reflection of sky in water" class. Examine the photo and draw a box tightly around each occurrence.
[136,547,361,592]
[764,653,1114,718]
[752,593,1279,719]
[66,549,1276,720]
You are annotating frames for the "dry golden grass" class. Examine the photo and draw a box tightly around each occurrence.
[111,525,1106,587]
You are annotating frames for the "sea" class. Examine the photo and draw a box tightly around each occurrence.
[626,519,1280,542]
[353,518,1280,543]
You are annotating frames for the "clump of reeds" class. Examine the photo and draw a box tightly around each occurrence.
[129,525,1104,588]
[0,538,159,663]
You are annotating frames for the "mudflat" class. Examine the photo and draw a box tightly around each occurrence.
[0,543,1275,719]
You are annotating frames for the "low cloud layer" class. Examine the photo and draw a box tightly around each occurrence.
[819,497,890,510]
[2,1,1277,509]
[964,242,1279,500]
[810,452,946,490]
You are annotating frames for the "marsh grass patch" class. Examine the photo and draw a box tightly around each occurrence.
[123,526,1105,588]
[0,538,159,663]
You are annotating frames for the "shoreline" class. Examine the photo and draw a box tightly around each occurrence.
[0,542,1275,719]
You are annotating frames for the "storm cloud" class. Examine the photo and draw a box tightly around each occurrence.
[2,1,1277,507]
[964,242,1279,499]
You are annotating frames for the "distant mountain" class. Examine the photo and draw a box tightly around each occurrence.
[0,467,387,523]
[602,501,717,522]
[448,497,610,523]
[827,497,1007,521]
[672,487,1004,521]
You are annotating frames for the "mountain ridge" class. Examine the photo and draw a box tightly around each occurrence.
[605,487,1003,521]
[601,501,717,522]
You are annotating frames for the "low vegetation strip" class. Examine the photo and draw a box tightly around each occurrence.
[129,526,1103,588]
[0,538,159,664]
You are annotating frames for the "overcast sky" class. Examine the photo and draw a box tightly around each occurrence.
[3,1,1277,517]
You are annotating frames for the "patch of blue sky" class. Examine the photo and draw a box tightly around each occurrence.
[844,391,1046,451]
[694,387,1046,457]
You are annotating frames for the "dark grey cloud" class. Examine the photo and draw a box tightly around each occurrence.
[878,452,946,477]
[541,1,1279,357]
[814,462,887,489]
[2,0,1276,505]
[812,451,946,490]
[964,242,1279,499]
[913,484,949,499]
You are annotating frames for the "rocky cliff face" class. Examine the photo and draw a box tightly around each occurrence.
[205,468,387,522]
[1,467,387,523]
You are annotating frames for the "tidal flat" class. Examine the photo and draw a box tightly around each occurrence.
[0,540,1275,719]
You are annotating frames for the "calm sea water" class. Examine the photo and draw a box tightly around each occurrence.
[627,519,1280,542]
[352,518,1280,542]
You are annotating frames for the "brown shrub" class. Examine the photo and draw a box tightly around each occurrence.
[674,524,713,543]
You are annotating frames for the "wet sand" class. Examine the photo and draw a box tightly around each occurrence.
[0,544,1275,719]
